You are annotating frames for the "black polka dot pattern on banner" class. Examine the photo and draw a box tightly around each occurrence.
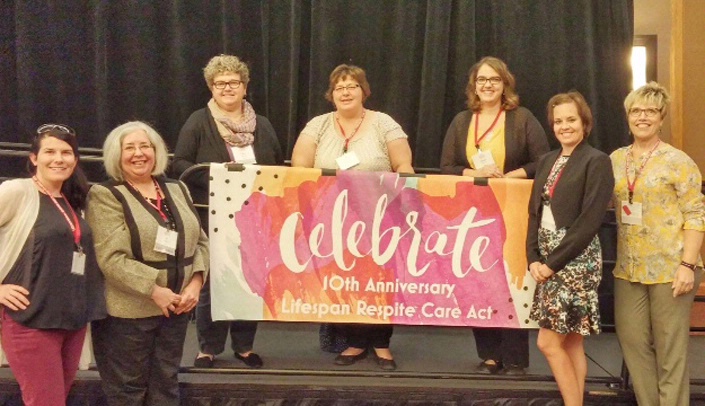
[225,179,230,184]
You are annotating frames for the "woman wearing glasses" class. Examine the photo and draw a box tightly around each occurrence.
[291,64,414,370]
[173,54,283,369]
[611,82,704,405]
[0,124,106,406]
[440,56,549,375]
[87,121,208,405]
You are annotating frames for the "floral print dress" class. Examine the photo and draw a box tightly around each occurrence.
[529,156,602,335]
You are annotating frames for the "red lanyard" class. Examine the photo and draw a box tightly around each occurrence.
[129,177,168,222]
[625,140,660,204]
[336,109,366,153]
[547,157,568,199]
[32,176,82,247]
[474,108,504,149]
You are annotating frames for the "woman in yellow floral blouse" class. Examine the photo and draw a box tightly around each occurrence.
[610,82,705,406]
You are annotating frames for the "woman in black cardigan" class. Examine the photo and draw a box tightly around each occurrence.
[441,56,549,375]
[527,91,613,406]
[172,55,283,369]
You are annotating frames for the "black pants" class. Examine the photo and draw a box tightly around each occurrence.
[196,279,257,355]
[92,314,189,406]
[473,327,529,367]
[342,323,393,349]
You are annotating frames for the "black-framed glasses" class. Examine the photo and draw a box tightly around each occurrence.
[36,123,76,136]
[476,76,503,86]
[333,84,361,93]
[628,107,660,118]
[213,80,243,90]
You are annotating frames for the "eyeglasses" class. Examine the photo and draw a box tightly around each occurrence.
[213,80,243,90]
[36,123,76,136]
[122,143,154,154]
[333,84,361,93]
[628,107,660,118]
[476,76,503,86]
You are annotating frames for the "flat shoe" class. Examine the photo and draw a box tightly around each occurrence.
[193,355,214,368]
[500,364,526,376]
[475,360,503,374]
[334,350,368,366]
[375,356,397,371]
[235,352,263,368]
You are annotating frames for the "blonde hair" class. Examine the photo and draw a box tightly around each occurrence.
[624,81,670,119]
[102,121,169,182]
[203,54,250,87]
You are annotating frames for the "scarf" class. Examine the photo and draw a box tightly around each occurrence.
[208,98,257,147]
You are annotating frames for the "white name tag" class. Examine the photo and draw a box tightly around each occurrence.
[541,204,557,231]
[620,200,643,226]
[336,151,360,170]
[471,150,496,170]
[71,251,86,275]
[230,145,257,164]
[154,226,178,256]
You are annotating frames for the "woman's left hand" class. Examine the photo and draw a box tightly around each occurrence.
[175,273,204,314]
[672,265,695,297]
[535,264,555,283]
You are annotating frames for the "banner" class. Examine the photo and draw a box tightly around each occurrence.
[209,164,538,328]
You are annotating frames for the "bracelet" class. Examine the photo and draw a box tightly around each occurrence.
[680,261,697,271]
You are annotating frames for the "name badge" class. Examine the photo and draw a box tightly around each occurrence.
[620,200,643,226]
[154,226,178,256]
[541,204,557,231]
[336,152,360,170]
[230,145,257,164]
[71,251,86,275]
[471,150,496,170]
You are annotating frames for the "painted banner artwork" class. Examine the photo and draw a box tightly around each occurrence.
[209,164,538,328]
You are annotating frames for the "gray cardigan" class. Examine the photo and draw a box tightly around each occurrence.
[86,177,209,318]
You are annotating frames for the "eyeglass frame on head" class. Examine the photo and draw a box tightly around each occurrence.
[628,107,660,118]
[213,80,243,90]
[36,123,76,137]
[333,84,361,93]
[475,76,503,86]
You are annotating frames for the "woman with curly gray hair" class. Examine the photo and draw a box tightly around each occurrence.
[172,54,283,369]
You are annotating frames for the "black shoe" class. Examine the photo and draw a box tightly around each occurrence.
[500,364,526,375]
[193,355,214,368]
[334,349,368,366]
[235,352,263,368]
[475,360,503,374]
[374,355,397,371]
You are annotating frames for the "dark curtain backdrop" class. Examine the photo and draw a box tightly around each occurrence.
[0,0,633,169]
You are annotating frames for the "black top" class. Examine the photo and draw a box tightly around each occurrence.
[526,141,614,272]
[3,194,106,329]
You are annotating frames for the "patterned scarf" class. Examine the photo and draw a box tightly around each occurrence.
[208,98,257,147]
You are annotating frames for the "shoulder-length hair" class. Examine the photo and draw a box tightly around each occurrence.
[465,56,520,112]
[324,64,372,103]
[546,91,593,137]
[29,128,89,210]
[102,121,169,182]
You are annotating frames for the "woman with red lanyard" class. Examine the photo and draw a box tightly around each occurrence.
[291,64,414,371]
[527,91,613,406]
[0,124,106,406]
[86,121,208,405]
[610,82,704,405]
[441,56,549,375]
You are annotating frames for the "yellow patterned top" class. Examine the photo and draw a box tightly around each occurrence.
[610,143,705,284]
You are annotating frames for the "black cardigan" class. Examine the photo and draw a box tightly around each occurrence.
[526,141,614,272]
[440,107,549,178]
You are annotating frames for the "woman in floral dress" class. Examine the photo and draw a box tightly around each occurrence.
[526,91,614,406]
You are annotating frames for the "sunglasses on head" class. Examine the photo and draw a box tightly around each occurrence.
[36,123,76,137]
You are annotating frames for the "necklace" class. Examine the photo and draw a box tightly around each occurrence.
[336,109,367,153]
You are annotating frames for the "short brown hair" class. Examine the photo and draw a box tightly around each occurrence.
[465,56,520,112]
[203,54,250,88]
[546,91,593,137]
[324,64,371,103]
